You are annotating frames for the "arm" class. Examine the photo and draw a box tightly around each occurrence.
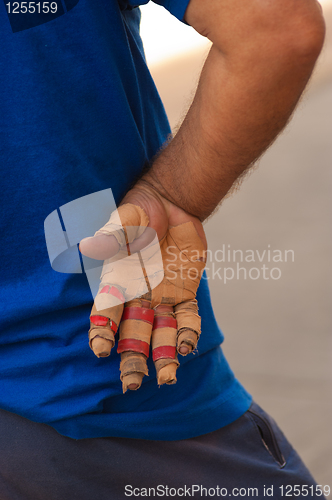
[141,0,325,221]
[82,0,325,247]
[79,0,325,391]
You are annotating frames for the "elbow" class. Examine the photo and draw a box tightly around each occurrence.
[281,5,326,64]
[186,0,326,82]
[231,2,326,81]
[211,0,326,71]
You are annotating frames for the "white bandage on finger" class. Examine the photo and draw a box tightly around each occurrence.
[94,204,149,248]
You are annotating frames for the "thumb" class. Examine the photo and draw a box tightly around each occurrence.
[79,203,149,261]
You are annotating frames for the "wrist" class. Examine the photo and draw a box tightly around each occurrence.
[139,172,178,208]
[141,170,206,222]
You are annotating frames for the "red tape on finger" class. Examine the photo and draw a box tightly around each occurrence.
[117,339,150,357]
[122,307,154,325]
[152,346,177,361]
[90,315,118,333]
[99,286,125,303]
[153,316,177,330]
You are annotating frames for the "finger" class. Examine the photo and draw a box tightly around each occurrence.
[79,203,149,260]
[118,298,154,393]
[89,286,125,358]
[152,305,179,386]
[96,203,149,247]
[128,226,158,254]
[79,234,120,260]
[174,299,201,356]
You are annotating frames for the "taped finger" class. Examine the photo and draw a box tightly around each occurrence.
[152,306,179,386]
[89,286,125,357]
[174,299,201,356]
[95,203,149,248]
[118,298,154,393]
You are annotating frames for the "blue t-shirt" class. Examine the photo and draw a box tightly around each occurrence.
[0,0,251,440]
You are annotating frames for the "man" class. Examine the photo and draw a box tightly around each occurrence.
[0,0,325,498]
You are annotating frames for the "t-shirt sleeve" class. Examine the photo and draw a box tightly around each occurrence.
[152,0,191,22]
[126,0,191,22]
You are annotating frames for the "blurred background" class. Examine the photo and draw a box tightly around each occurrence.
[140,1,332,488]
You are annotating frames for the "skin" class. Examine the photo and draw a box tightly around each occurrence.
[82,0,325,242]
[80,0,325,386]
[143,0,325,221]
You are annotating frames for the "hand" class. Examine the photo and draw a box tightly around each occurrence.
[79,179,207,393]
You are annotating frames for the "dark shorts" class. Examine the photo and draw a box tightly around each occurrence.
[0,402,323,499]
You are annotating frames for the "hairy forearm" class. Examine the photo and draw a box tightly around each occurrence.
[143,0,325,221]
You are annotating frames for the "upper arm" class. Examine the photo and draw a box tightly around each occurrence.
[184,0,325,57]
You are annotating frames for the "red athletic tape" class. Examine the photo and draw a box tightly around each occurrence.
[117,339,150,357]
[90,315,117,333]
[152,346,177,361]
[122,307,154,325]
[90,315,108,327]
[153,316,177,330]
[99,286,125,303]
